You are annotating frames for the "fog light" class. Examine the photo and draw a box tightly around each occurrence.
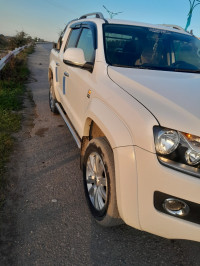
[162,198,190,217]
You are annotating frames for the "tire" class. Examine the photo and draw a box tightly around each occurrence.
[49,78,59,114]
[83,137,122,226]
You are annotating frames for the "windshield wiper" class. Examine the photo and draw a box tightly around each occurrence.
[133,65,178,72]
[174,68,200,73]
[136,64,200,73]
[133,65,169,71]
[111,64,169,70]
[111,64,200,73]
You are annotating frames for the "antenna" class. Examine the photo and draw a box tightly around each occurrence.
[103,5,123,19]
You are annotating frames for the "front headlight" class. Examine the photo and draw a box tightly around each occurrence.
[154,126,200,168]
[154,128,180,155]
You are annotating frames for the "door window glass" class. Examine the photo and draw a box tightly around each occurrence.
[64,28,81,51]
[77,28,95,63]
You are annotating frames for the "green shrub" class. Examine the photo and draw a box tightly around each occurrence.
[0,46,34,203]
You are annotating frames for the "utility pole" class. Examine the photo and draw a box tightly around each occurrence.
[103,5,123,19]
[185,0,200,31]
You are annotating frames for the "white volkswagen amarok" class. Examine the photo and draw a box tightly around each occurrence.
[49,12,200,242]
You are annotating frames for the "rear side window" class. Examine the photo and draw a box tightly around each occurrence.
[64,28,81,51]
[77,28,95,63]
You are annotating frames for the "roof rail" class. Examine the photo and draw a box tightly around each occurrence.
[79,12,104,19]
[160,24,185,31]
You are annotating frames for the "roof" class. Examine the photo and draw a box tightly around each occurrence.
[106,19,188,34]
[69,12,189,35]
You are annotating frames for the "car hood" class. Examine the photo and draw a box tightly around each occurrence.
[108,66,200,135]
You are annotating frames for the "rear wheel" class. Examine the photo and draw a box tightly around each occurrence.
[49,78,58,114]
[83,137,122,226]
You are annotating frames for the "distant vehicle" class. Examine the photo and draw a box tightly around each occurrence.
[49,12,200,242]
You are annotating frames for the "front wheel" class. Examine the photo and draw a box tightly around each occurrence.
[83,137,122,226]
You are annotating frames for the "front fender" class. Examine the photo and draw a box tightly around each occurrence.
[84,98,141,229]
[84,98,133,148]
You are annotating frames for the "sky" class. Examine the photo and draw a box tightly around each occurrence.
[0,0,200,42]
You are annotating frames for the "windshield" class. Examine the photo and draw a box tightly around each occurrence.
[103,24,200,73]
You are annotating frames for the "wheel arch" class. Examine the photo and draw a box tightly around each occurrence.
[48,67,53,82]
[48,62,61,103]
[80,98,133,169]
[82,98,133,149]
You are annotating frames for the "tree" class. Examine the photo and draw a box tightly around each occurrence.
[0,34,8,49]
[9,31,32,50]
[185,0,200,31]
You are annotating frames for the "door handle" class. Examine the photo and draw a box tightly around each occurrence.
[64,71,69,77]
[56,62,60,66]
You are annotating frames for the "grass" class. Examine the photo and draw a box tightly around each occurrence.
[0,45,34,204]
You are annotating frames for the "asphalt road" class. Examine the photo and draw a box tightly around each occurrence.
[0,43,200,266]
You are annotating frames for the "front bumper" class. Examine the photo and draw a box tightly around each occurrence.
[135,146,200,242]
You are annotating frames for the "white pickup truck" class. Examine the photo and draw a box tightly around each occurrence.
[49,12,200,242]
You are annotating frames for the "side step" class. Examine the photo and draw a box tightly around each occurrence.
[55,103,81,149]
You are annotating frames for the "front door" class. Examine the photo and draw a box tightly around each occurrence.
[60,25,96,137]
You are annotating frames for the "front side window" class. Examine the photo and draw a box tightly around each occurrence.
[103,24,200,73]
[64,28,81,51]
[77,28,95,63]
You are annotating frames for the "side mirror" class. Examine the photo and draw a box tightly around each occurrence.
[63,48,86,67]
[63,48,94,72]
